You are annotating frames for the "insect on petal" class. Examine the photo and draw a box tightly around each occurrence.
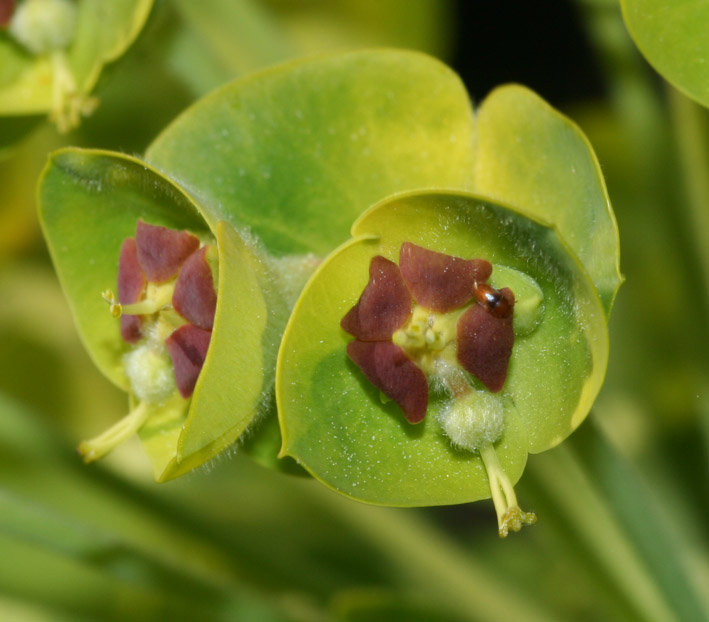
[135,220,200,283]
[341,256,412,341]
[347,340,428,423]
[165,324,212,398]
[399,242,492,312]
[172,247,217,330]
[456,289,515,392]
[117,238,146,343]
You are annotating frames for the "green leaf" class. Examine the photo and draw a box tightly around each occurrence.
[145,48,477,256]
[621,0,709,109]
[526,423,708,622]
[472,84,622,315]
[278,192,608,506]
[38,148,286,481]
[0,0,153,130]
[0,393,313,622]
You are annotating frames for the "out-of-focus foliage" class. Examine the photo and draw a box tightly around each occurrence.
[0,0,154,132]
[621,0,709,108]
[1,1,708,620]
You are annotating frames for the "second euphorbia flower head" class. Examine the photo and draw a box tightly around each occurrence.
[278,191,612,536]
[38,150,306,482]
[77,220,218,464]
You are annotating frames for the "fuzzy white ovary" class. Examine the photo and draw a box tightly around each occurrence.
[124,342,176,404]
[9,0,77,54]
[437,389,504,453]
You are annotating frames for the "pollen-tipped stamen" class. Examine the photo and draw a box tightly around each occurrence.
[479,444,537,537]
[102,285,173,318]
[77,401,151,463]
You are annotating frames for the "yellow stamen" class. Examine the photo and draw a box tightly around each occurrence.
[101,284,173,318]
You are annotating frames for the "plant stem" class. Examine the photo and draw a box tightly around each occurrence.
[669,89,709,304]
[668,88,709,482]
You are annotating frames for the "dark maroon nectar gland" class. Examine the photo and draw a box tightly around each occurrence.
[342,242,539,536]
[79,221,217,462]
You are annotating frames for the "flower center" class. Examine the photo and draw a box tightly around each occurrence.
[79,221,217,464]
[392,305,458,356]
[393,304,464,378]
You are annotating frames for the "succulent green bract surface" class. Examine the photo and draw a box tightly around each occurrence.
[621,0,709,109]
[277,192,609,514]
[38,49,484,480]
[473,85,622,316]
[144,49,477,257]
[0,0,153,131]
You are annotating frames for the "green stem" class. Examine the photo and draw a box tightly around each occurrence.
[668,89,709,471]
[669,89,709,301]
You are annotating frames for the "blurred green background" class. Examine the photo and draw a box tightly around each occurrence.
[1,1,707,620]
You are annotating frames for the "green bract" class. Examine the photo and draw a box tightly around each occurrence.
[39,150,268,480]
[277,193,608,509]
[38,49,483,479]
[621,0,709,108]
[144,49,476,256]
[0,0,153,131]
[472,85,622,315]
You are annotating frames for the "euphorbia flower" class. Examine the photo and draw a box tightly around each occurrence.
[79,220,218,462]
[341,241,532,535]
[278,191,614,538]
[341,243,515,424]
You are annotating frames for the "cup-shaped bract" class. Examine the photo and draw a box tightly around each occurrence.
[471,85,622,316]
[274,80,621,536]
[277,192,609,534]
[38,49,484,480]
[143,49,478,257]
[38,150,276,480]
